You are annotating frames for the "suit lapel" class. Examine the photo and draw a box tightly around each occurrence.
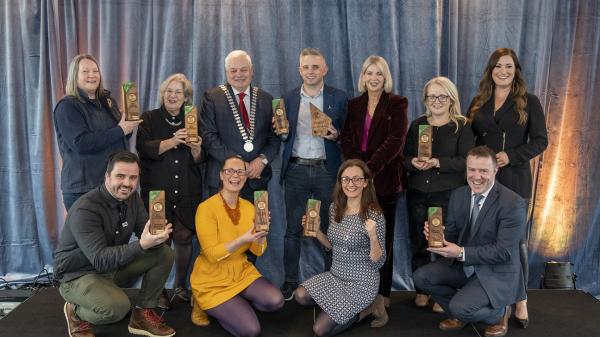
[457,188,472,245]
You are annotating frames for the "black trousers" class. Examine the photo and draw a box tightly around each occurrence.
[377,193,398,297]
[406,188,452,292]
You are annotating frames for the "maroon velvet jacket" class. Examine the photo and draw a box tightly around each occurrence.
[340,92,408,196]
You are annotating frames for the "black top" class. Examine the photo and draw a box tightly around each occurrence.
[469,92,548,198]
[403,115,475,193]
[53,184,147,283]
[136,105,203,228]
[53,89,127,194]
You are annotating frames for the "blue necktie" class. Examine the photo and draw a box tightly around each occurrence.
[464,194,484,278]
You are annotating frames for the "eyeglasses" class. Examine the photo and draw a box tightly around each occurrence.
[341,176,366,185]
[221,168,247,176]
[426,95,449,103]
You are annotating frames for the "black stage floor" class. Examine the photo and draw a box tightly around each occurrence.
[1,288,598,337]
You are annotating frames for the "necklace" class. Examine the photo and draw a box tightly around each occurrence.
[219,192,240,226]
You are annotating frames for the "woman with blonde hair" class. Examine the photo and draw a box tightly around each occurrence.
[340,55,408,327]
[54,54,141,209]
[403,76,474,310]
[136,73,203,311]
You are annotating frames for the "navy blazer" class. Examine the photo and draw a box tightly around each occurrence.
[444,182,526,308]
[279,84,348,183]
[470,93,548,198]
[200,84,280,188]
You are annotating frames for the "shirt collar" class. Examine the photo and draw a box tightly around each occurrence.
[471,182,494,200]
[100,183,130,209]
[231,85,251,97]
[300,84,324,99]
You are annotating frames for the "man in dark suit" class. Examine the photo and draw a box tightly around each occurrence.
[413,145,526,337]
[200,50,280,201]
[276,48,348,300]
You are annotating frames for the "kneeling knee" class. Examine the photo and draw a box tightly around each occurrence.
[239,324,261,337]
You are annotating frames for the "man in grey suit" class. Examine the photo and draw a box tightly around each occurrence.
[200,50,280,201]
[413,145,526,337]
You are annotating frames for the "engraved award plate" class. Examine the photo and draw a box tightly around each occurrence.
[272,98,289,140]
[304,199,321,237]
[428,207,444,248]
[149,190,167,235]
[184,105,200,143]
[310,103,332,137]
[254,191,269,232]
[122,82,140,121]
[418,125,433,161]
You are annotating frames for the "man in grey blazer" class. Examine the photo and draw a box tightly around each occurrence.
[413,145,526,337]
[276,48,348,300]
[200,50,280,201]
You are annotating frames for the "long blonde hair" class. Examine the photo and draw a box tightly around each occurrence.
[422,76,467,132]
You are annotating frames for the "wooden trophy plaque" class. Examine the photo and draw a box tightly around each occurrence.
[310,103,332,137]
[304,199,321,237]
[272,98,289,140]
[184,105,200,143]
[122,82,140,121]
[418,125,433,161]
[254,190,269,232]
[149,190,167,235]
[427,207,444,248]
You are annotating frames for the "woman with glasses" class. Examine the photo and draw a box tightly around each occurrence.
[189,156,283,337]
[136,73,203,312]
[403,77,474,310]
[468,48,548,329]
[295,159,386,337]
[340,55,408,327]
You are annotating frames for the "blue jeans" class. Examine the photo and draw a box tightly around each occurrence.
[283,162,335,284]
[62,192,86,211]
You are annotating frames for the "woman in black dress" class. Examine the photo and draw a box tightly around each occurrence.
[468,48,548,328]
[136,73,204,318]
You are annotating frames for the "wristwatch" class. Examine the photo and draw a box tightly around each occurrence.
[457,247,465,262]
[259,154,268,165]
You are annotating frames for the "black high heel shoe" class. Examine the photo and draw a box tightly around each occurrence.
[514,315,529,328]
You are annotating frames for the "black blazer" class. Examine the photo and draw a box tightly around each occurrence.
[340,92,408,196]
[469,93,548,198]
[403,115,474,193]
[445,183,526,308]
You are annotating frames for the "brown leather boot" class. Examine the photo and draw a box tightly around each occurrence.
[128,307,175,337]
[64,302,95,337]
[370,295,389,328]
[484,305,511,337]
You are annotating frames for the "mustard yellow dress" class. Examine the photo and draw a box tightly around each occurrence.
[190,194,267,310]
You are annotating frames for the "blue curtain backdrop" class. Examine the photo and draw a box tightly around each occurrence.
[1,0,599,296]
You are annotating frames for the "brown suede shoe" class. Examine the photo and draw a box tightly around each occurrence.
[128,307,175,337]
[64,302,95,337]
[191,297,210,327]
[484,305,511,337]
[439,318,466,331]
